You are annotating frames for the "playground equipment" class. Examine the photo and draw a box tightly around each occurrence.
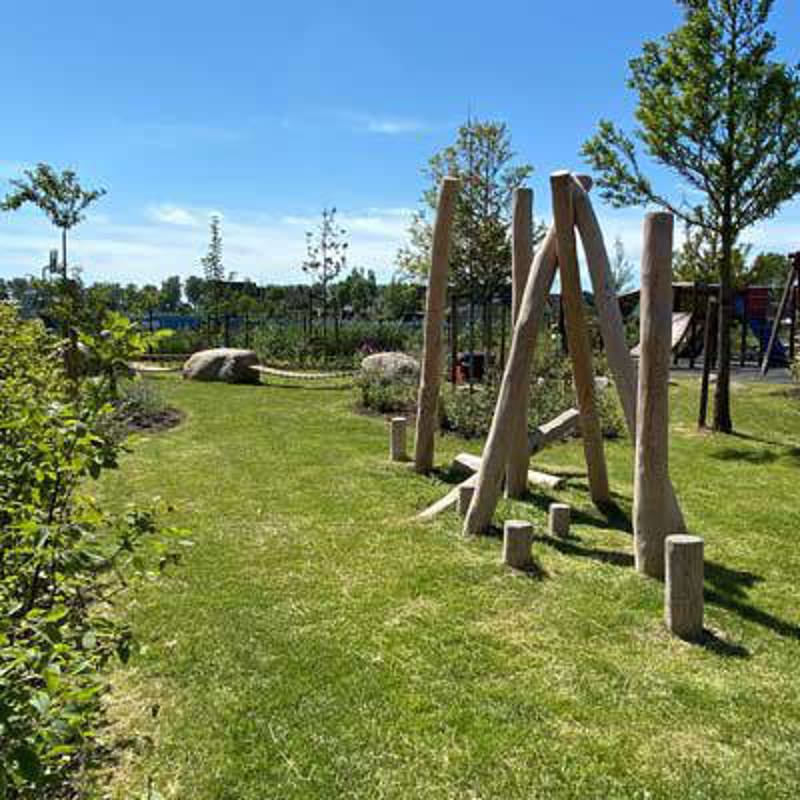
[761,252,800,375]
[409,171,686,582]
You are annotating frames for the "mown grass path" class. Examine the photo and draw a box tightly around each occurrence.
[100,377,800,799]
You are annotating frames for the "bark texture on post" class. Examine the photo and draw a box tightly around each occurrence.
[665,534,704,641]
[506,188,534,498]
[414,177,460,474]
[551,171,610,507]
[634,213,687,579]
[548,503,571,538]
[462,226,560,535]
[502,520,533,569]
[389,417,407,462]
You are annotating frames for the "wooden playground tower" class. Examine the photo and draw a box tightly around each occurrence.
[413,171,687,580]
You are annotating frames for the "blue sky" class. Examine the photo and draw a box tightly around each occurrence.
[1,0,799,286]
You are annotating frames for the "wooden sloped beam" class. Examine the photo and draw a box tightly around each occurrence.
[416,474,478,520]
[453,452,566,491]
[414,177,460,473]
[634,213,687,579]
[528,408,580,455]
[551,171,610,506]
[462,225,560,535]
[506,187,534,498]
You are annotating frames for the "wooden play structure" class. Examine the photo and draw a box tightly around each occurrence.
[411,171,689,582]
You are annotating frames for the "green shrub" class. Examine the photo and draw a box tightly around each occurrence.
[441,340,626,440]
[250,321,415,369]
[355,371,417,414]
[0,304,186,798]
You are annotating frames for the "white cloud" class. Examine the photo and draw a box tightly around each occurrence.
[0,204,416,286]
[147,204,205,228]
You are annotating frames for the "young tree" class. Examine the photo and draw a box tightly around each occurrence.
[582,0,800,432]
[160,275,183,311]
[610,235,637,294]
[200,215,227,337]
[302,207,348,335]
[1,163,106,279]
[397,119,536,300]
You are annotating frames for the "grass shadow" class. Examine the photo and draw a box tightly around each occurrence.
[532,534,635,568]
[525,493,633,535]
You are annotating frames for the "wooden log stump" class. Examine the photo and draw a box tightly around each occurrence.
[457,483,475,517]
[634,213,687,579]
[502,520,533,569]
[389,417,407,462]
[551,171,610,507]
[507,187,534,499]
[548,503,571,537]
[415,177,460,474]
[665,534,704,640]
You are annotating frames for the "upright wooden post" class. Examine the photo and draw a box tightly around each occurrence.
[506,187,534,498]
[414,177,459,473]
[551,171,610,507]
[698,297,718,429]
[634,213,686,580]
[389,417,407,462]
[665,535,704,640]
[502,520,533,569]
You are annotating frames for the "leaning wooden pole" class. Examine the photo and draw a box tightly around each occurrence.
[634,213,687,580]
[572,176,685,533]
[551,171,610,506]
[572,175,637,435]
[463,226,560,535]
[761,257,797,376]
[414,177,459,474]
[506,187,534,498]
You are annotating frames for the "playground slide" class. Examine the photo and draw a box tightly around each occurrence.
[748,318,788,366]
[631,311,693,357]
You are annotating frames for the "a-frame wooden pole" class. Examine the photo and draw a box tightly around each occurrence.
[506,187,534,498]
[551,171,610,506]
[414,177,460,473]
[463,226,560,535]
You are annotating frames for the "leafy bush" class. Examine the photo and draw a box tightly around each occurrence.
[250,321,415,369]
[440,340,626,440]
[0,304,185,798]
[355,371,417,414]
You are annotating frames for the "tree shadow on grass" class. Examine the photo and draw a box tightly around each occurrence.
[525,492,633,535]
[533,535,797,645]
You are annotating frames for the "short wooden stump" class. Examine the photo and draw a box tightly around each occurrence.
[503,520,533,569]
[548,503,571,537]
[664,534,704,641]
[457,484,475,517]
[389,417,407,462]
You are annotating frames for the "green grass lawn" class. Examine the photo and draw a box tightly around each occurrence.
[98,376,800,799]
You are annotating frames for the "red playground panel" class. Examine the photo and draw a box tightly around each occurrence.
[744,287,769,320]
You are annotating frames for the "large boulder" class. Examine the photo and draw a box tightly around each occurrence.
[361,351,420,381]
[183,348,260,384]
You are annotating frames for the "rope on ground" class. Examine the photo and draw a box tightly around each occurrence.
[251,365,358,381]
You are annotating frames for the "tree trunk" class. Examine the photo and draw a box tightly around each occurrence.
[713,231,734,433]
[61,228,68,279]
